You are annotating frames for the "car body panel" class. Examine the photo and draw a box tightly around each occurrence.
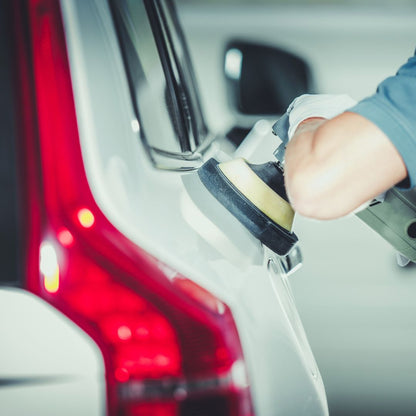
[60,0,328,415]
[0,288,105,416]
[0,1,329,414]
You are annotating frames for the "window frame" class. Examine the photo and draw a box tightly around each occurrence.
[110,0,211,171]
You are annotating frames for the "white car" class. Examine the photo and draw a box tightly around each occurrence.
[0,1,327,415]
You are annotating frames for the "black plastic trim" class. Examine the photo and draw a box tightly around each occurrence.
[0,1,21,287]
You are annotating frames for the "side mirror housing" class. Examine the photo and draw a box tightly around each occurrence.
[224,40,314,116]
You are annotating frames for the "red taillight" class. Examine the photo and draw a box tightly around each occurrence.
[14,0,254,415]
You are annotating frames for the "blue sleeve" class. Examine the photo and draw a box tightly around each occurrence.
[348,49,416,189]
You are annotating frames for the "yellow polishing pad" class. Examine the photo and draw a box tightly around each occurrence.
[218,158,294,231]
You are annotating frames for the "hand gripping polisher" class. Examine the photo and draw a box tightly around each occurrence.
[198,114,416,263]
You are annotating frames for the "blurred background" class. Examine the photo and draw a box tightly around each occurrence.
[179,0,416,4]
[176,1,416,415]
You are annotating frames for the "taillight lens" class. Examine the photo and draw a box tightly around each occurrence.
[14,0,254,415]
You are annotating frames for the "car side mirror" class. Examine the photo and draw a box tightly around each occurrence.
[224,40,314,116]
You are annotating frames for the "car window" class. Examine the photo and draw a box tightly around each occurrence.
[156,1,208,150]
[110,0,209,170]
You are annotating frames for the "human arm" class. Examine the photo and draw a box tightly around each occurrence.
[284,112,407,220]
[283,50,416,220]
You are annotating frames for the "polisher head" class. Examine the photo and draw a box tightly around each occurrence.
[197,158,298,256]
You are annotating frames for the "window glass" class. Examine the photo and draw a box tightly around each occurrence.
[112,0,190,156]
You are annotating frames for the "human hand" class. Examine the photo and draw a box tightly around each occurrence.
[286,94,388,212]
[272,93,357,164]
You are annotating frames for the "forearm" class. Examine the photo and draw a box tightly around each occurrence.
[284,112,407,220]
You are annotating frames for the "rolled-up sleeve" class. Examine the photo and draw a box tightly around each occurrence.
[348,49,416,189]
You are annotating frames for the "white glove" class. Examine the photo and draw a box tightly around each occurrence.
[287,93,357,140]
[272,93,357,161]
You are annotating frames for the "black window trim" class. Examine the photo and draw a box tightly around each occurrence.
[143,0,192,154]
[154,0,208,150]
[0,0,23,287]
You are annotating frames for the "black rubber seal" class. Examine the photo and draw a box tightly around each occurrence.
[198,158,298,256]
